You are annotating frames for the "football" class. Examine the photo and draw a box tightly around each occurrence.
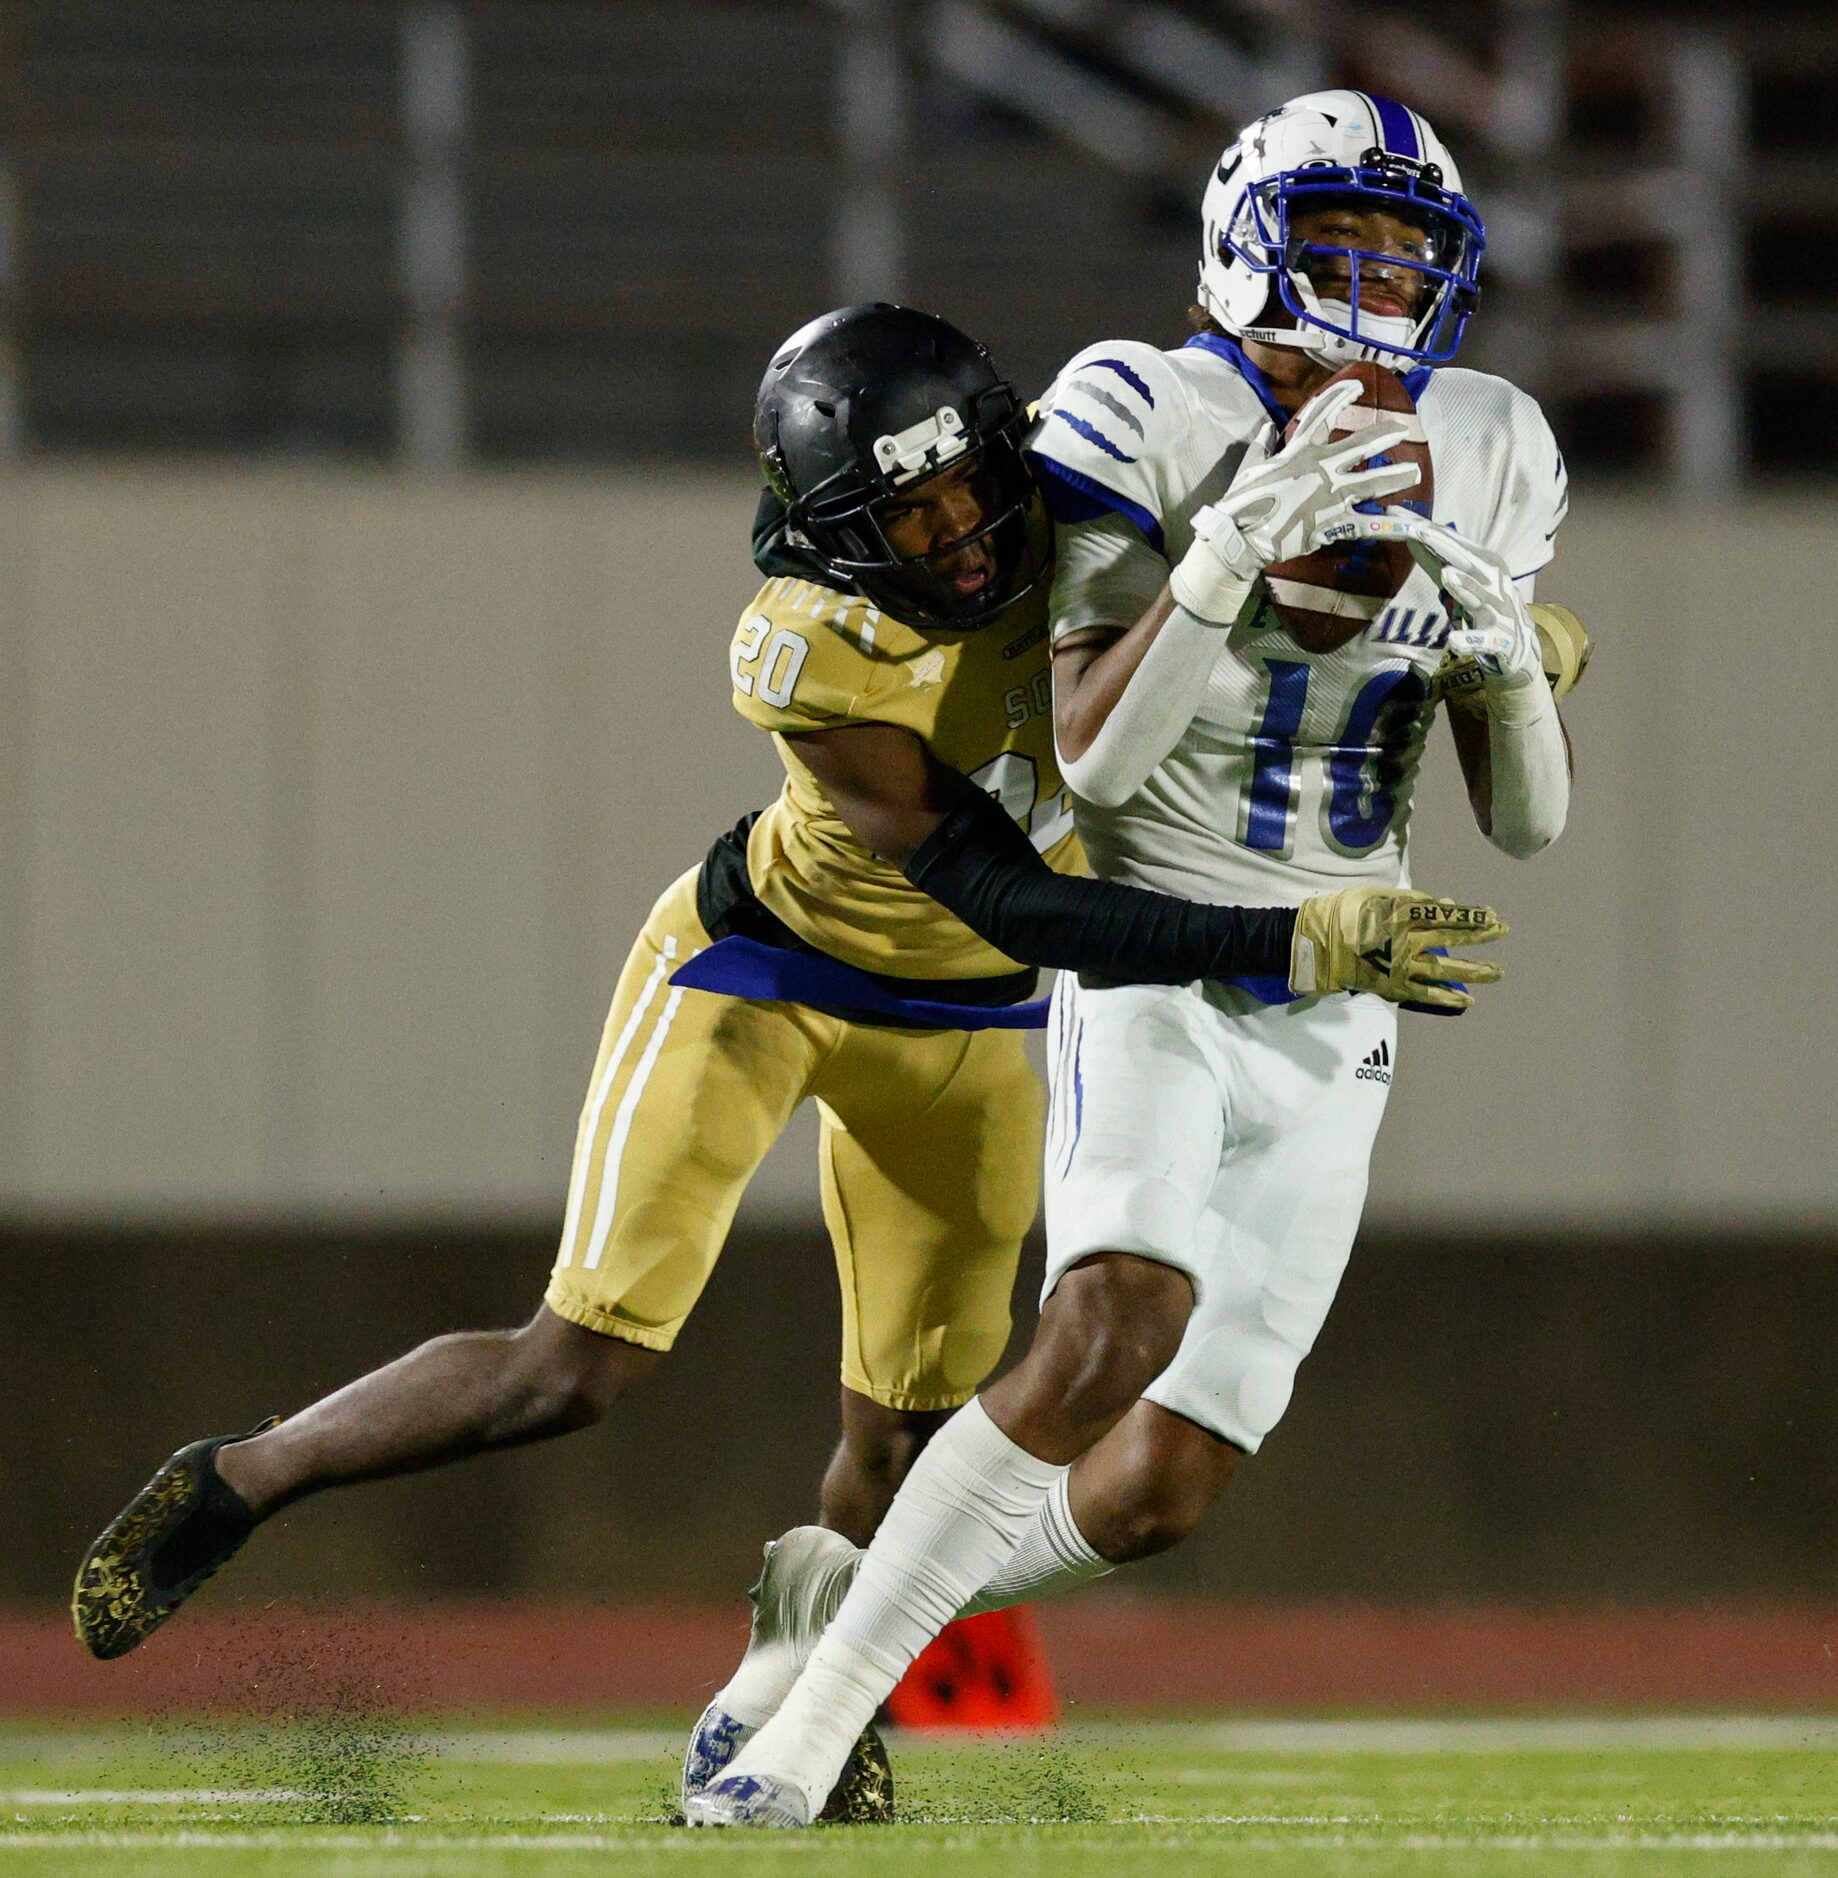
[1261,361,1433,654]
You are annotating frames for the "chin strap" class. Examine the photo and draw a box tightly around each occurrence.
[1230,270,1432,371]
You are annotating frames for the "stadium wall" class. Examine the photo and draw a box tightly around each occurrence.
[10,1221,1837,1608]
[0,466,1827,1232]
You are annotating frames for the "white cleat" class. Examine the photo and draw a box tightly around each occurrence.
[684,1769,814,1830]
[679,1526,859,1817]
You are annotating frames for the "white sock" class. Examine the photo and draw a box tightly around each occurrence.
[962,1472,1113,1612]
[723,1476,1111,1734]
[725,1398,1064,1808]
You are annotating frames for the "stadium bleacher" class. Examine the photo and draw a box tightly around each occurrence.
[9,1,1837,476]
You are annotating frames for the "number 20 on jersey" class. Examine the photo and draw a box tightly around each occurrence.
[732,618,810,708]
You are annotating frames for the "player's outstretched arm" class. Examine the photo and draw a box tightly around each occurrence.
[1292,886,1507,1012]
[1054,385,1419,808]
[787,719,1286,985]
[785,722,1506,1005]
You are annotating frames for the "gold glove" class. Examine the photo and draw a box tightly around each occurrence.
[1437,602,1591,717]
[1290,886,1508,1011]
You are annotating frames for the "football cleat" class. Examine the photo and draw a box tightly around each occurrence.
[684,1769,814,1830]
[71,1417,276,1660]
[680,1526,892,1822]
[822,1725,895,1825]
[681,1701,892,1825]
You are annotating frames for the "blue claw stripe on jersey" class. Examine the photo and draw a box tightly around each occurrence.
[1045,406,1137,465]
[1086,357,1155,405]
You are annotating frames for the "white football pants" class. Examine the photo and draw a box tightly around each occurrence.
[1043,974,1396,1453]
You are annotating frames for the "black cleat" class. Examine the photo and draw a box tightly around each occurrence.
[72,1417,276,1660]
[818,1723,895,1824]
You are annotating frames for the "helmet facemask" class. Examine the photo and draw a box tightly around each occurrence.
[1227,150,1484,367]
[783,388,1050,631]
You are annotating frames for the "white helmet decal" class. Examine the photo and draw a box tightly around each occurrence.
[1198,90,1486,369]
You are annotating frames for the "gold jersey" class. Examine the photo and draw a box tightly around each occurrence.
[728,574,1083,981]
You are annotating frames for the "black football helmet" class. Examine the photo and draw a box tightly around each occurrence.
[753,303,1051,630]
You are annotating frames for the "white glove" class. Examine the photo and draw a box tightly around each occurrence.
[1361,514,1545,723]
[1170,380,1421,623]
[1361,512,1569,858]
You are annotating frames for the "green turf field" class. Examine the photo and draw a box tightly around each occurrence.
[4,1716,1838,1875]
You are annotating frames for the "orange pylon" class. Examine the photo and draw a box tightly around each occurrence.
[884,1608,1058,1731]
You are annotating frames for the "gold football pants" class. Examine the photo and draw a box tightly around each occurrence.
[544,869,1043,1411]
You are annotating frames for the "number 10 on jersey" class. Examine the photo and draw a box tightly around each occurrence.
[1243,657,1428,859]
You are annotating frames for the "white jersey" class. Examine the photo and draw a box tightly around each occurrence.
[1032,332,1568,908]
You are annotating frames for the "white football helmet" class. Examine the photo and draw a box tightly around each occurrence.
[1198,90,1485,369]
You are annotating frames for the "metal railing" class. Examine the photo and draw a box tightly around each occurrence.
[897,0,1747,493]
[0,0,1808,487]
[399,1,469,471]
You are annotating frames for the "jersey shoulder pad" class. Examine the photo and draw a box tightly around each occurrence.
[1030,339,1192,552]
[728,577,885,734]
[1492,379,1567,580]
[1433,368,1561,472]
[1429,369,1568,579]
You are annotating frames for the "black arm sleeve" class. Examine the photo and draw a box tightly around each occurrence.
[904,790,1296,985]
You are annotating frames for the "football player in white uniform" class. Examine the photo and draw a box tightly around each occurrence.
[689,91,1574,1827]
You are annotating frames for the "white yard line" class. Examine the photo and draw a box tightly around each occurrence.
[0,1727,681,1769]
[3,1827,1838,1854]
[0,1833,730,1854]
[8,1716,1838,1769]
[1173,1716,1838,1755]
[0,1789,302,1806]
[424,1728,680,1763]
[1169,1767,1329,1785]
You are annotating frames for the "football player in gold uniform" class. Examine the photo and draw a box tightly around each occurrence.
[73,308,1499,1732]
